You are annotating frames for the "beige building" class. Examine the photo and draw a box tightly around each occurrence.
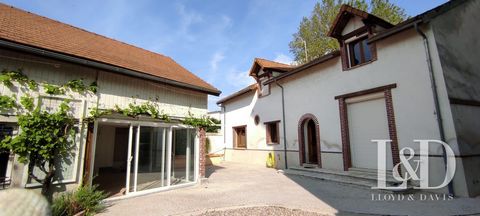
[0,3,219,198]
[217,0,480,197]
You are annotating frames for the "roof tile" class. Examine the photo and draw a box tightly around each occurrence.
[0,3,219,94]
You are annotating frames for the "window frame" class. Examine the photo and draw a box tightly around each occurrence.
[340,28,377,71]
[347,36,372,67]
[264,120,280,145]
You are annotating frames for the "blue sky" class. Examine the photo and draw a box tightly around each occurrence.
[1,0,447,111]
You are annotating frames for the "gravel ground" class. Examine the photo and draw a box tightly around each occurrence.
[196,206,328,216]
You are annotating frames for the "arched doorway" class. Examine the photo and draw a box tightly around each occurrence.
[298,114,321,167]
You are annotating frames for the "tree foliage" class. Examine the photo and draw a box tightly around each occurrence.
[0,101,75,196]
[289,0,407,64]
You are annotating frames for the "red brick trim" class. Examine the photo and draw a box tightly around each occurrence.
[297,113,322,168]
[384,89,401,173]
[338,98,351,171]
[335,84,396,99]
[336,84,398,171]
[199,128,206,178]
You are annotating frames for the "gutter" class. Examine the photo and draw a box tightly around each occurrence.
[265,51,340,85]
[0,39,221,96]
[414,22,454,196]
[274,79,288,169]
[368,19,422,44]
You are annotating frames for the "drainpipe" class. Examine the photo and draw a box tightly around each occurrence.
[274,79,288,169]
[414,22,454,196]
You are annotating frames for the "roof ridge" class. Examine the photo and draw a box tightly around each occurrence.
[254,57,292,66]
[0,3,169,59]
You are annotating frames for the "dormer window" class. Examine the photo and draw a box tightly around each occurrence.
[248,58,293,97]
[327,5,394,71]
[347,36,372,67]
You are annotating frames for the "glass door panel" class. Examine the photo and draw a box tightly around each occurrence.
[187,129,196,182]
[136,126,167,191]
[171,128,196,185]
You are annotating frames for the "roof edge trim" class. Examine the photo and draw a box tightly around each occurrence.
[0,39,221,96]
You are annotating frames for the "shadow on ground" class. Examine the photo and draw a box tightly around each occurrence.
[283,173,480,216]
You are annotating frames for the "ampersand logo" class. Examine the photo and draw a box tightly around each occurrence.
[372,140,456,190]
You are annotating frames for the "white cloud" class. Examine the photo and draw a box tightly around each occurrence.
[273,53,294,65]
[176,3,203,41]
[210,51,225,72]
[226,69,255,89]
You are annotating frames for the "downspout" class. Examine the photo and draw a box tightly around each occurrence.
[414,22,454,196]
[222,105,227,161]
[274,80,288,169]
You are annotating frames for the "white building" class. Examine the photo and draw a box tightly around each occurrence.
[0,4,219,198]
[217,1,480,197]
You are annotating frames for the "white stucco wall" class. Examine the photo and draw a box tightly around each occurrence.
[220,21,471,195]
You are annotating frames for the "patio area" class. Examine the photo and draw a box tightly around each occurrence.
[99,162,480,216]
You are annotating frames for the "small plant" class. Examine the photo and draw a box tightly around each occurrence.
[88,81,98,94]
[28,80,38,90]
[0,69,29,87]
[64,79,86,93]
[182,112,215,128]
[84,107,113,122]
[52,184,108,216]
[114,102,170,121]
[0,95,17,112]
[43,83,65,95]
[20,95,35,111]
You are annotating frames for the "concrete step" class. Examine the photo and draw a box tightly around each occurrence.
[285,166,412,193]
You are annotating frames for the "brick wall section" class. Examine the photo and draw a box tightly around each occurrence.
[297,113,322,167]
[384,89,401,173]
[338,98,352,171]
[199,128,206,178]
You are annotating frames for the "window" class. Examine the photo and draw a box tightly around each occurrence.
[265,121,280,144]
[259,79,271,96]
[233,126,247,149]
[347,36,372,67]
[254,115,260,125]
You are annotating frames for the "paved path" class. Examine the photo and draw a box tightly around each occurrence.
[99,162,480,216]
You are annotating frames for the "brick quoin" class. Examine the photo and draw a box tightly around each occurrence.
[384,89,401,174]
[199,128,206,178]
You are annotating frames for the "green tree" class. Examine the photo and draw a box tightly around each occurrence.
[0,102,75,197]
[289,0,407,64]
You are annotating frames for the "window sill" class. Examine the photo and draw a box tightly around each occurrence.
[233,147,247,150]
[266,142,279,145]
[343,58,377,71]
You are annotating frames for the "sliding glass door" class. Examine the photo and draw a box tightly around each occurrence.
[171,128,196,185]
[126,124,197,194]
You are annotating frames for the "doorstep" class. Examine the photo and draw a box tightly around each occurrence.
[284,166,413,193]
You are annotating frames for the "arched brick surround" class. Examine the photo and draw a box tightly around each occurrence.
[298,113,322,167]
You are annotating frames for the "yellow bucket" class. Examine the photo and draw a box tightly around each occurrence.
[266,152,276,168]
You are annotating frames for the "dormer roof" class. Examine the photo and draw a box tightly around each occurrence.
[248,58,293,77]
[327,4,394,39]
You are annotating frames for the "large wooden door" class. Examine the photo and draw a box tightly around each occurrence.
[233,126,246,148]
[306,120,318,163]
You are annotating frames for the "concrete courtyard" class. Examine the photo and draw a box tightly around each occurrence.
[99,162,480,216]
